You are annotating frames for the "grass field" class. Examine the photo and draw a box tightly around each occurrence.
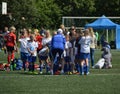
[0,49,120,94]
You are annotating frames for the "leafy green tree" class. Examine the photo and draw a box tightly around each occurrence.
[34,0,62,29]
[0,0,38,29]
[95,0,120,16]
[94,0,120,23]
[55,0,96,16]
[0,0,120,30]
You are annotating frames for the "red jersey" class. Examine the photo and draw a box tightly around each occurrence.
[35,35,43,50]
[5,32,16,47]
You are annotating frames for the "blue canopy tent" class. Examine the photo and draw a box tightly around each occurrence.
[116,25,120,49]
[85,15,117,29]
[85,15,120,49]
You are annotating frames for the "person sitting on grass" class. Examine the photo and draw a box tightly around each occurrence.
[94,41,112,69]
[101,41,112,68]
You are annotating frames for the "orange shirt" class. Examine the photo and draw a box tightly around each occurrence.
[35,35,43,50]
[5,32,16,47]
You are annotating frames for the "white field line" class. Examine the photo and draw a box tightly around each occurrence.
[0,73,120,78]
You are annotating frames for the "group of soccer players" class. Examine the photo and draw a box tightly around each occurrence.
[1,25,97,75]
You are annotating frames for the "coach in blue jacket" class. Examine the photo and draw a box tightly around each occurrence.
[51,28,66,74]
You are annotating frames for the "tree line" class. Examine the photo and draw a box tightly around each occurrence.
[0,0,120,30]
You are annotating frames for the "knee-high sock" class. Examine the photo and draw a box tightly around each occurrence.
[85,65,89,73]
[11,52,15,60]
[40,65,43,72]
[7,55,11,64]
[46,65,50,73]
[80,65,84,74]
[75,63,79,72]
[32,62,34,72]
[23,61,26,71]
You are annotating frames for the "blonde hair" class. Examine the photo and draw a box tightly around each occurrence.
[84,29,90,36]
[34,29,40,35]
[60,24,65,30]
[89,28,94,37]
[10,26,16,32]
[34,29,39,33]
[45,30,51,38]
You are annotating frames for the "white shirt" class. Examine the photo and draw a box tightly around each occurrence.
[79,36,92,53]
[19,37,30,53]
[64,41,72,56]
[27,41,38,56]
[90,35,97,48]
[42,37,51,46]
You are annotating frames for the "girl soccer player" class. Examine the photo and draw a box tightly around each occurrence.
[79,29,92,75]
[27,34,38,73]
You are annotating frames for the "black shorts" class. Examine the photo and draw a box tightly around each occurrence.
[6,46,14,52]
[51,48,64,61]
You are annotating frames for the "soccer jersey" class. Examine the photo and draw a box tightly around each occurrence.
[35,35,43,50]
[42,37,51,47]
[79,36,92,53]
[19,37,30,53]
[5,32,16,47]
[27,41,38,56]
[64,41,72,56]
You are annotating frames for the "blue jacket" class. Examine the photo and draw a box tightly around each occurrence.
[51,33,66,50]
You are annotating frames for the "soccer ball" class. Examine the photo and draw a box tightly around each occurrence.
[30,47,34,51]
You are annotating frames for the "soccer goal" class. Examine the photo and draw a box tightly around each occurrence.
[62,16,120,29]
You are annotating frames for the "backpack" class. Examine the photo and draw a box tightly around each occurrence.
[11,58,23,70]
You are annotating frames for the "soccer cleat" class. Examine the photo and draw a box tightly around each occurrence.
[92,66,95,69]
[80,72,84,75]
[50,70,54,75]
[33,71,38,75]
[54,71,60,75]
[68,72,72,75]
[60,70,64,75]
[28,71,33,74]
[86,72,90,75]
[46,71,51,75]
[39,71,43,74]
[24,70,28,73]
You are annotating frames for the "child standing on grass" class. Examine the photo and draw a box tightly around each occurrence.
[27,34,38,74]
[39,30,52,74]
[19,29,30,71]
[4,26,18,70]
[78,29,92,75]
[64,35,72,74]
[89,28,97,68]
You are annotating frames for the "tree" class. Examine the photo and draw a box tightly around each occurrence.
[0,0,38,29]
[0,0,120,30]
[94,0,120,23]
[34,0,62,29]
[55,0,96,16]
[95,0,120,16]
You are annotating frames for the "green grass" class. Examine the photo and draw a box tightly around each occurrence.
[0,49,120,94]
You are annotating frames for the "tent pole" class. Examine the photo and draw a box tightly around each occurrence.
[106,29,108,42]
